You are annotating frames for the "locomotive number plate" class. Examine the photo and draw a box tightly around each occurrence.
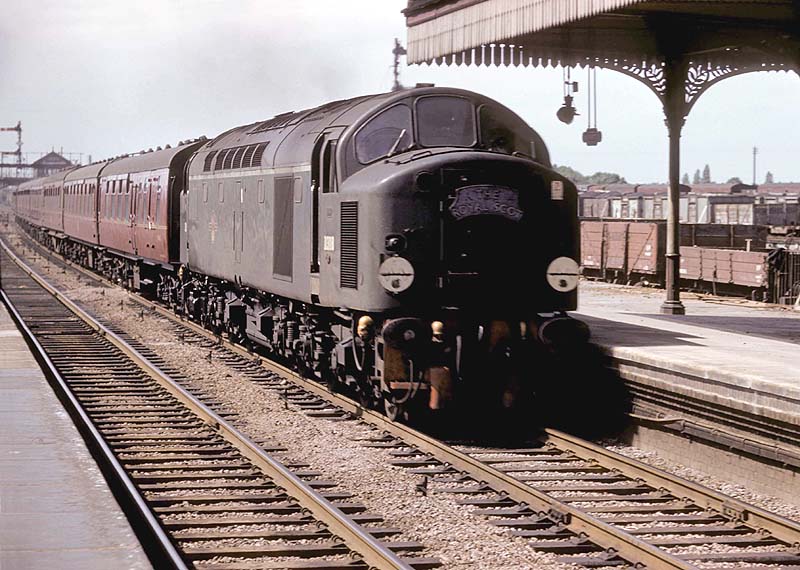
[449,185,522,222]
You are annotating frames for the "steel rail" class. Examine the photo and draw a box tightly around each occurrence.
[16,228,800,470]
[7,230,800,568]
[139,313,700,568]
[6,242,691,569]
[0,238,413,570]
[543,428,800,546]
[0,291,188,570]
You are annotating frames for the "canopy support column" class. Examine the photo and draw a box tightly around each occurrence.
[660,56,687,315]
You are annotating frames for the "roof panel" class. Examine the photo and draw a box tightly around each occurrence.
[405,0,799,66]
[101,141,203,176]
[64,160,114,182]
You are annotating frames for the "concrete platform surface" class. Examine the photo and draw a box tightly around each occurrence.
[575,280,800,425]
[0,300,152,569]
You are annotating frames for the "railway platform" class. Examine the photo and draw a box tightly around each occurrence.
[0,301,152,569]
[576,279,800,428]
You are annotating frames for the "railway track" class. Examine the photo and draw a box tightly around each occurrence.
[0,244,435,570]
[4,229,800,569]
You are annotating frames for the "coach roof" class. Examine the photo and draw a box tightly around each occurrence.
[102,141,205,177]
[64,159,114,182]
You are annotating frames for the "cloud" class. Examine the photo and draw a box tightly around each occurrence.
[2,0,798,181]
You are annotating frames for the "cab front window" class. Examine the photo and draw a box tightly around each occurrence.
[416,96,476,148]
[355,104,413,164]
[478,104,535,158]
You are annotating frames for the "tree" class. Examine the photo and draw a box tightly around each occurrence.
[681,173,690,185]
[553,165,627,185]
[693,169,701,184]
[764,171,774,184]
[586,172,628,185]
[702,164,711,183]
[553,165,586,184]
[726,176,743,185]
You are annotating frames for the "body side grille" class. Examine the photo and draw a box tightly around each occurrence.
[340,201,358,289]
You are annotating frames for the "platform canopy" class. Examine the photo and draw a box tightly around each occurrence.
[404,0,799,315]
[405,0,799,71]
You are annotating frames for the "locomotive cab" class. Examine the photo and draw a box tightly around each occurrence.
[324,88,583,420]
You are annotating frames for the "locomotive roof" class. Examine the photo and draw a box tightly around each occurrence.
[190,86,543,173]
[101,140,205,176]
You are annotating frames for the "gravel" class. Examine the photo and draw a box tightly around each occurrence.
[605,444,800,521]
[10,227,800,569]
[9,233,577,570]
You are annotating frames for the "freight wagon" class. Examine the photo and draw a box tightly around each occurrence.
[580,219,800,304]
[578,191,800,227]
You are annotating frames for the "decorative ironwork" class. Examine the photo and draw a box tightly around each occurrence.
[423,43,796,123]
[615,61,667,100]
[597,58,793,116]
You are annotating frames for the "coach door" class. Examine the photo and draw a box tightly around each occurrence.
[131,178,143,255]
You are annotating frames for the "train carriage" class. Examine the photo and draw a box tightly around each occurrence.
[41,171,69,233]
[63,161,108,247]
[98,142,202,266]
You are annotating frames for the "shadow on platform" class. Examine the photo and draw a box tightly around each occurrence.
[578,315,703,347]
[634,314,800,345]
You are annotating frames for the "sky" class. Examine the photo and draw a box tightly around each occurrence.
[1,0,798,183]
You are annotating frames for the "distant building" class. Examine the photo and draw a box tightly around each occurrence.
[31,151,72,177]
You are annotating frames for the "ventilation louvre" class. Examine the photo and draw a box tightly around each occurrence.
[214,150,227,171]
[222,148,235,170]
[340,202,358,289]
[232,146,247,170]
[242,144,257,168]
[203,150,218,172]
[252,142,268,167]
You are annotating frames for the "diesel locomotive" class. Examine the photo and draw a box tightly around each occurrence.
[14,86,584,422]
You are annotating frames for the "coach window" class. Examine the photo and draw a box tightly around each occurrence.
[355,104,412,164]
[218,182,224,203]
[153,185,159,223]
[110,182,116,220]
[117,181,123,220]
[416,96,476,148]
[238,181,244,203]
[125,180,131,221]
[293,177,302,203]
[257,179,265,204]
[203,182,208,203]
[145,182,153,222]
[138,183,146,218]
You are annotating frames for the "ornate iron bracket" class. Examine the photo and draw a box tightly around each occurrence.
[593,58,793,120]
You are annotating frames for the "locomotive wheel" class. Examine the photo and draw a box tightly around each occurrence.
[328,367,347,394]
[383,395,408,423]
